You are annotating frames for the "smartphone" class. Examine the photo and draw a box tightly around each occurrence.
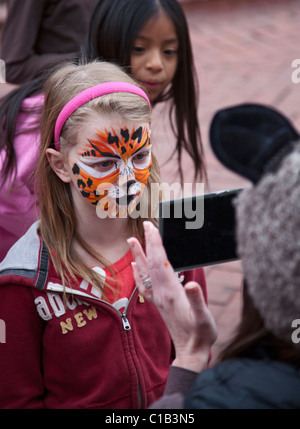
[158,188,243,271]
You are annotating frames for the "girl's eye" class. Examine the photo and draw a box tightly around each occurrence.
[94,160,115,172]
[132,46,145,53]
[133,151,151,165]
[164,48,178,56]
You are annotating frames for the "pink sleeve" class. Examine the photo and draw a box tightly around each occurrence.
[0,94,42,260]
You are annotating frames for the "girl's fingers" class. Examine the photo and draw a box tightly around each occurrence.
[143,221,183,295]
[143,221,168,266]
[184,281,218,345]
[184,281,206,311]
[131,261,152,301]
[128,222,181,301]
[127,237,152,299]
[127,237,148,278]
[143,222,175,274]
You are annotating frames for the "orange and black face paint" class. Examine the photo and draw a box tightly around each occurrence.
[69,125,152,207]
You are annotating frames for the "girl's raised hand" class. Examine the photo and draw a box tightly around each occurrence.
[128,221,217,373]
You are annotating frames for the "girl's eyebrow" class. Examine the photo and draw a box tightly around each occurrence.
[97,152,120,159]
[135,35,178,44]
[86,140,120,159]
[132,142,150,155]
[89,149,120,159]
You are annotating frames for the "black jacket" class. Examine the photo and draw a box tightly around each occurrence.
[184,358,300,409]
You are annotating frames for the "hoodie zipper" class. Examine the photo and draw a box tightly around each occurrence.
[79,286,142,405]
[121,313,131,330]
[94,288,142,406]
[47,283,142,406]
[120,287,142,407]
[119,285,139,330]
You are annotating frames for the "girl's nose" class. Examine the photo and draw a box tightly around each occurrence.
[118,170,136,189]
[145,50,163,72]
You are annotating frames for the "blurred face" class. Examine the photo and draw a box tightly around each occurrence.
[67,112,152,217]
[130,11,178,102]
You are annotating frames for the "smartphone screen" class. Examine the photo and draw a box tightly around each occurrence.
[158,188,243,271]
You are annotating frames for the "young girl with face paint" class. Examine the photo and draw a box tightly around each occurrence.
[0,0,205,261]
[0,61,207,409]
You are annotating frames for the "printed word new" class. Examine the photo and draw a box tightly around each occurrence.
[34,293,98,335]
[60,306,98,335]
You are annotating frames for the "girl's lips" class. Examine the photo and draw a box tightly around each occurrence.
[141,80,161,90]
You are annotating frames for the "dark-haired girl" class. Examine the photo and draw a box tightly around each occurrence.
[84,0,206,183]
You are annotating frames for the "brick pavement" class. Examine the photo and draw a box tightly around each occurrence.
[153,0,300,363]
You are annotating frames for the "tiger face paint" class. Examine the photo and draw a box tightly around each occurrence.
[68,119,152,218]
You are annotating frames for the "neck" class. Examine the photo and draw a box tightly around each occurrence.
[74,203,134,267]
[80,215,132,244]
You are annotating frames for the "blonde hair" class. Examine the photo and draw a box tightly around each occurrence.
[36,61,161,297]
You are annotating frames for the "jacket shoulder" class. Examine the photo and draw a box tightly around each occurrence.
[184,358,300,409]
[0,221,49,290]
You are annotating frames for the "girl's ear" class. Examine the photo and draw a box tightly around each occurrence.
[46,148,72,183]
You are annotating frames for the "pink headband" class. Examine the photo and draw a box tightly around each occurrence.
[54,81,151,151]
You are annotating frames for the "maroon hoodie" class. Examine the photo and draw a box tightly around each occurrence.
[0,222,207,409]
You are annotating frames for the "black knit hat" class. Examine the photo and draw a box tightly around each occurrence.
[209,103,300,344]
[210,103,299,184]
